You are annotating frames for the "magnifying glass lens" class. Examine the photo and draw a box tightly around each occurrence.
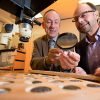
[56,32,78,50]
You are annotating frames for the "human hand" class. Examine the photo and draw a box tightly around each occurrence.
[59,51,80,70]
[46,48,63,65]
[94,68,100,76]
[74,67,87,74]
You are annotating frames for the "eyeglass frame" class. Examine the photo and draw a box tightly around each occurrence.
[72,10,95,22]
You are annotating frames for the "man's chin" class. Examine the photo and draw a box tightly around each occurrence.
[49,35,57,39]
[78,28,86,33]
[50,31,56,34]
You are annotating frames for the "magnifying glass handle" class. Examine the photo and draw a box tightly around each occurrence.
[70,67,75,73]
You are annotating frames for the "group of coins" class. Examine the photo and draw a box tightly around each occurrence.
[0,72,100,95]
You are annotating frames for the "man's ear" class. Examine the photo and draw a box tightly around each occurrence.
[42,22,45,29]
[59,22,61,27]
[94,10,99,20]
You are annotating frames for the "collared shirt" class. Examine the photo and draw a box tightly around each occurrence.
[47,35,58,43]
[86,27,100,74]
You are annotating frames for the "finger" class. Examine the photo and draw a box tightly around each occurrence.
[95,67,100,73]
[68,51,80,62]
[49,48,63,54]
[74,67,80,73]
[63,52,79,66]
[59,54,76,69]
[94,68,100,76]
[48,52,60,64]
[59,55,68,69]
[48,52,61,59]
[94,72,100,76]
[48,54,60,63]
[46,56,59,65]
[75,67,86,74]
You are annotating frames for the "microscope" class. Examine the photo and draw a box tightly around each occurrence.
[0,0,57,44]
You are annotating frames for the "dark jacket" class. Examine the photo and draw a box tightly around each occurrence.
[75,38,90,74]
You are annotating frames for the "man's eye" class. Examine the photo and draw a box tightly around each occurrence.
[47,21,51,23]
[55,22,58,24]
[81,14,87,17]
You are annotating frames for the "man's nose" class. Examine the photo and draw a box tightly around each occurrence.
[78,17,84,23]
[51,22,55,28]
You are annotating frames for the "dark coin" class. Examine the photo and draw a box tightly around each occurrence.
[31,86,51,92]
[63,85,81,90]
[87,84,100,88]
[32,81,42,84]
[8,81,14,83]
[0,88,11,95]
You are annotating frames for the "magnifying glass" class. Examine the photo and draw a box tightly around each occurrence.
[56,32,78,51]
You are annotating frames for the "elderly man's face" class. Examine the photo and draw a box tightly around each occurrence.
[43,11,60,39]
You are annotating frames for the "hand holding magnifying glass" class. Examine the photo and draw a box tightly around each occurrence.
[59,51,80,72]
[56,32,80,72]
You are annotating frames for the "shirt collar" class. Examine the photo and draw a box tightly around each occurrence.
[86,26,100,44]
[47,35,58,42]
[96,26,100,37]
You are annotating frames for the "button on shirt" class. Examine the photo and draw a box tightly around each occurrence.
[86,27,100,74]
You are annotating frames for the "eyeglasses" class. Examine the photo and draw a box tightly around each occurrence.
[72,10,95,22]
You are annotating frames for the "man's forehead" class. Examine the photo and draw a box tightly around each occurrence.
[74,4,92,16]
[44,11,60,20]
[46,19,59,21]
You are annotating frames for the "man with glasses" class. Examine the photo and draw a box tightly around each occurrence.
[73,2,100,76]
[59,2,100,76]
